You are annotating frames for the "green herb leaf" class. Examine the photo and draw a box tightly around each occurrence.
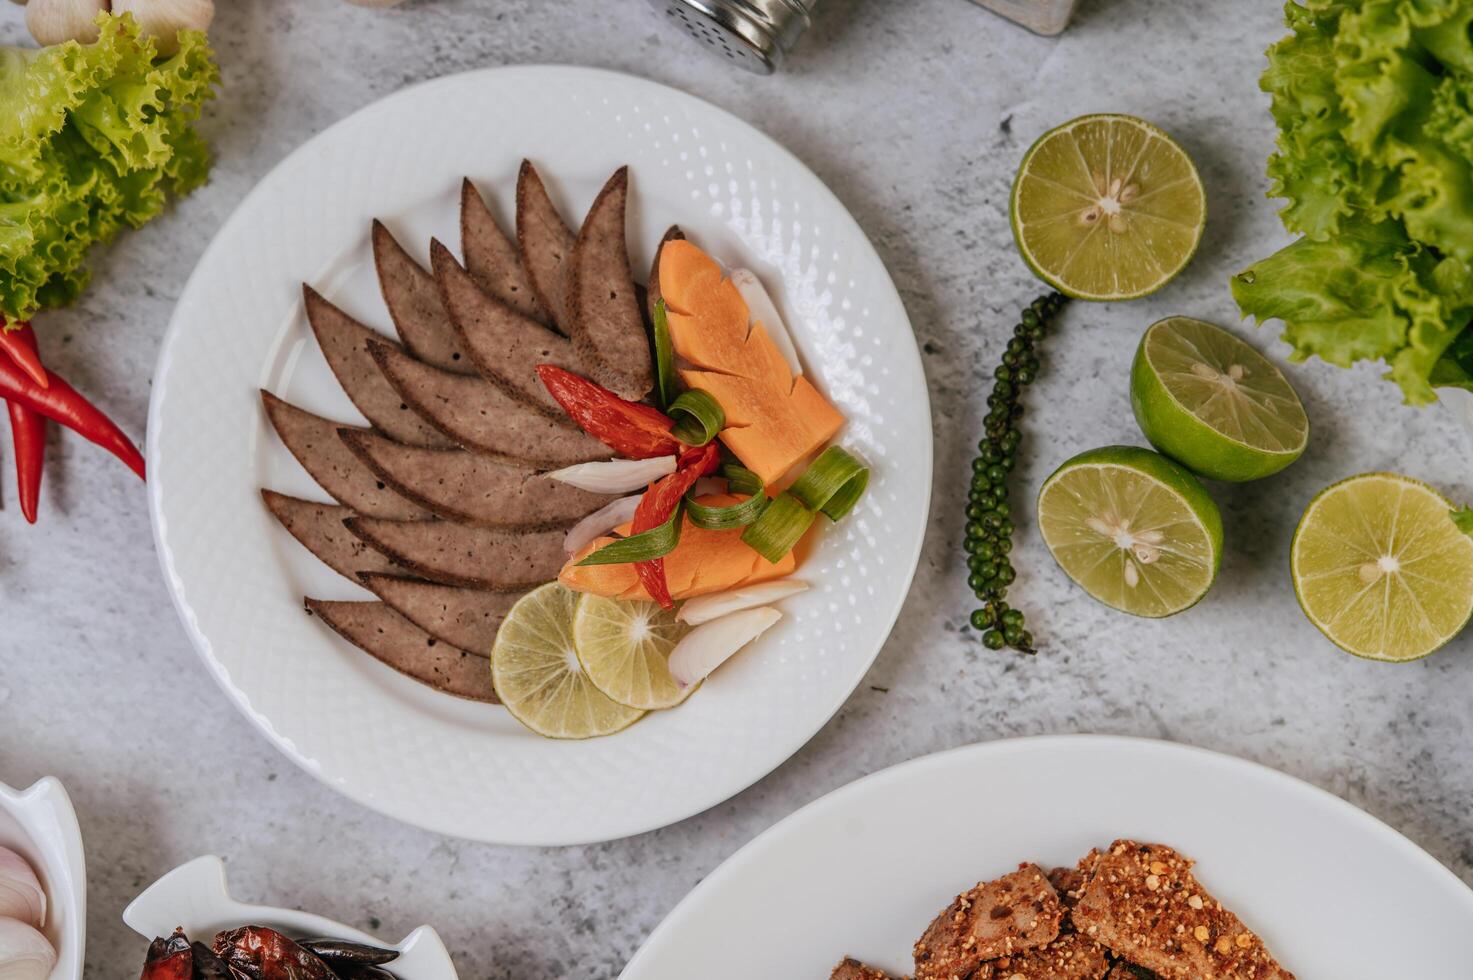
[577,502,683,565]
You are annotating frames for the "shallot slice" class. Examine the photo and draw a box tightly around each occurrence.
[731,268,803,377]
[564,496,643,556]
[546,456,676,494]
[677,580,808,625]
[667,607,783,688]
[0,917,55,980]
[0,849,44,929]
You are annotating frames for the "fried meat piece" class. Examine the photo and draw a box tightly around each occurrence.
[831,957,897,980]
[913,863,1064,980]
[1072,841,1293,980]
[973,933,1110,980]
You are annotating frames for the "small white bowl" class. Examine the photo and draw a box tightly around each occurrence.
[122,855,459,979]
[0,777,86,980]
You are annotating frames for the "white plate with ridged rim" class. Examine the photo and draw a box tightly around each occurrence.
[148,66,930,845]
[620,736,1473,979]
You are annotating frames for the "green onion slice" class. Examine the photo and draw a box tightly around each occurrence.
[741,492,816,564]
[721,463,764,497]
[576,502,683,565]
[651,299,678,411]
[790,445,870,521]
[669,389,725,445]
[685,489,768,530]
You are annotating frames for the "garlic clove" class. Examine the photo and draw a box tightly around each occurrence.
[0,918,55,980]
[0,850,44,930]
[111,0,213,55]
[677,579,808,625]
[25,0,108,47]
[667,606,783,688]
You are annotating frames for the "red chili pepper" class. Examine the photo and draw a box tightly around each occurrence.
[140,930,193,980]
[2,325,48,523]
[0,348,144,480]
[537,365,681,459]
[630,444,721,608]
[0,320,48,388]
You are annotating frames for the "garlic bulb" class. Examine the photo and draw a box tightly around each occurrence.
[111,0,213,55]
[25,0,108,46]
[0,849,44,929]
[0,918,55,980]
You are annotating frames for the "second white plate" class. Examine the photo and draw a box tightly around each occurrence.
[148,66,930,845]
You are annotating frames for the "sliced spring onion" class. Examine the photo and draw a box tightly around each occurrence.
[546,456,677,494]
[577,502,683,566]
[790,445,870,520]
[721,463,763,497]
[685,487,769,529]
[741,492,816,564]
[652,299,678,411]
[669,389,725,446]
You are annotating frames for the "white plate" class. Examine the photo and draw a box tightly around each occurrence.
[620,736,1473,978]
[0,777,85,980]
[123,856,458,979]
[148,66,930,845]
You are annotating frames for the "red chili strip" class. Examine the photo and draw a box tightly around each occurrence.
[536,365,681,459]
[0,351,144,480]
[0,321,48,388]
[629,444,721,608]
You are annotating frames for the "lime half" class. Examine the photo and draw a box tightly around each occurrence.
[573,594,692,710]
[1291,473,1473,661]
[1038,446,1223,617]
[1011,114,1206,301]
[1131,317,1308,482]
[491,583,644,739]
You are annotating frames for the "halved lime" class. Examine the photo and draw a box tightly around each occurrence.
[1038,446,1223,617]
[1130,317,1308,482]
[1011,114,1206,301]
[573,594,692,710]
[1291,473,1473,661]
[491,583,644,738]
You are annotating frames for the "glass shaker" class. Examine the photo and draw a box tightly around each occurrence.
[967,0,1079,36]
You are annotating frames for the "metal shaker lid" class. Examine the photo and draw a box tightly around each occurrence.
[648,0,816,75]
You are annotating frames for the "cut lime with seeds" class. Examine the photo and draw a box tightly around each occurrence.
[573,594,693,710]
[1038,445,1222,617]
[1130,317,1308,482]
[1291,473,1473,662]
[491,583,644,739]
[1010,114,1206,301]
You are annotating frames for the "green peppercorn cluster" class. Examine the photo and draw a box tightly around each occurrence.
[965,291,1067,653]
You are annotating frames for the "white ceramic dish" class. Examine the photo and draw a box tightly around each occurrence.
[621,736,1473,979]
[123,855,458,979]
[148,66,931,845]
[0,777,86,980]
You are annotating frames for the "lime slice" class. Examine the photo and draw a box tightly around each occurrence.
[1038,446,1223,617]
[1291,473,1473,662]
[1010,114,1206,301]
[491,583,644,739]
[1130,317,1308,482]
[573,594,693,710]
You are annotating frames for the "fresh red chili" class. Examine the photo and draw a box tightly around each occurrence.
[537,365,681,459]
[0,349,144,480]
[629,444,721,608]
[1,325,47,522]
[0,320,47,388]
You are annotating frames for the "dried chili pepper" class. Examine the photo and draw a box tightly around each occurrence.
[536,365,680,459]
[0,344,144,480]
[213,926,336,980]
[1,326,47,523]
[0,320,48,388]
[630,443,721,608]
[139,929,193,980]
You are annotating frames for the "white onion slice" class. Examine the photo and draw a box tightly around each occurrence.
[0,918,55,980]
[0,849,43,929]
[731,268,803,377]
[668,607,783,688]
[677,580,808,625]
[564,496,643,556]
[546,456,676,494]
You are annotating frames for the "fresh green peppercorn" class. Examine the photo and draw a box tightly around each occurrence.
[1001,608,1024,628]
[1022,308,1040,328]
[970,608,995,630]
[994,365,1012,382]
[997,565,1016,585]
[997,538,1013,554]
[985,464,1007,484]
[982,630,1007,650]
[995,502,1011,518]
[1003,624,1024,645]
[974,542,997,561]
[964,537,986,554]
[965,503,985,521]
[967,573,986,592]
[972,457,990,473]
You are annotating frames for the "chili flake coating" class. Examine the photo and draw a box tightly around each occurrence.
[973,932,1111,980]
[1071,841,1294,980]
[913,863,1064,980]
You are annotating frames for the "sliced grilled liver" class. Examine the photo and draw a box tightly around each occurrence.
[345,516,568,590]
[461,177,548,326]
[516,159,576,331]
[358,573,523,653]
[261,490,398,581]
[372,220,472,374]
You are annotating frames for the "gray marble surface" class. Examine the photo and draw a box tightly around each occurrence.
[1,0,1471,975]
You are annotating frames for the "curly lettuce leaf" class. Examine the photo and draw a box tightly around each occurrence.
[0,13,218,322]
[1233,220,1473,404]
